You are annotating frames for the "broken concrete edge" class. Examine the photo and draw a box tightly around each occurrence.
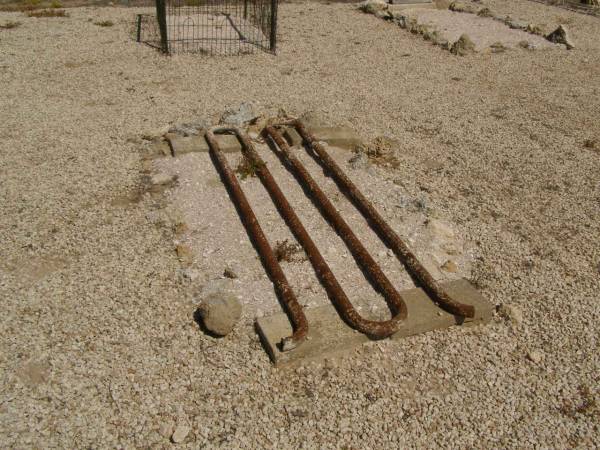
[166,126,364,157]
[255,278,494,367]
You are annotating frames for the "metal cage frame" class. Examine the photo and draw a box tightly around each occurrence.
[136,0,278,56]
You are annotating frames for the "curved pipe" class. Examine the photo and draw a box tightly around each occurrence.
[205,127,308,351]
[264,126,408,338]
[287,120,475,319]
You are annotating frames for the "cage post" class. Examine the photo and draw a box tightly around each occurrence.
[136,14,142,43]
[243,0,248,20]
[155,0,169,54]
[269,0,278,52]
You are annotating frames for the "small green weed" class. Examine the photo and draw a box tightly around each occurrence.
[235,156,265,180]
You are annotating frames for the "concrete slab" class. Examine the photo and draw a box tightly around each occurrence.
[166,133,242,156]
[255,279,493,366]
[282,126,363,150]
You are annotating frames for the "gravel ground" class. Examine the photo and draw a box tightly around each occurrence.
[1,0,599,448]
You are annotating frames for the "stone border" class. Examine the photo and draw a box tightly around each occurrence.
[358,0,575,54]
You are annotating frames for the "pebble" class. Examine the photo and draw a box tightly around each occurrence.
[150,173,177,186]
[171,424,190,443]
[498,304,524,325]
[197,292,242,336]
[527,350,543,364]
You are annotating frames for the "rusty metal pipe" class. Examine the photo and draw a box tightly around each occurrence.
[205,127,308,351]
[290,120,475,318]
[264,126,408,336]
[233,127,406,339]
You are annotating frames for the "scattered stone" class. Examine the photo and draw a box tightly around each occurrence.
[441,260,458,273]
[197,292,242,336]
[358,0,387,15]
[498,303,524,325]
[450,34,476,56]
[171,423,190,443]
[449,1,475,13]
[490,42,508,53]
[150,173,177,186]
[168,119,211,137]
[545,25,575,50]
[527,24,544,35]
[527,350,544,364]
[348,152,370,170]
[179,267,202,282]
[476,7,493,17]
[518,40,535,50]
[220,102,256,126]
[507,20,527,30]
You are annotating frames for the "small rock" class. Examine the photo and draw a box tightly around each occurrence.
[197,292,242,336]
[498,304,524,325]
[171,424,190,443]
[441,260,458,273]
[220,102,256,126]
[179,267,202,282]
[507,20,527,30]
[450,34,476,56]
[526,24,544,35]
[348,152,370,170]
[150,173,177,186]
[545,24,575,50]
[449,1,475,13]
[358,0,387,15]
[527,350,543,364]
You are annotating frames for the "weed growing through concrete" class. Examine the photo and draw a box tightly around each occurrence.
[273,239,304,263]
[235,156,265,180]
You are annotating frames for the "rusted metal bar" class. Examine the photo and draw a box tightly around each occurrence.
[232,127,406,339]
[205,127,308,351]
[290,120,475,319]
[264,126,409,336]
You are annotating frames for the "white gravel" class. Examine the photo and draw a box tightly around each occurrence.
[1,0,599,448]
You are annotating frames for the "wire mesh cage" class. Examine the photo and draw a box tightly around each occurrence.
[136,0,278,56]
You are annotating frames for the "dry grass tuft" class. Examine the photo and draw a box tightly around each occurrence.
[94,20,114,27]
[26,8,68,17]
[0,20,22,29]
[560,385,598,418]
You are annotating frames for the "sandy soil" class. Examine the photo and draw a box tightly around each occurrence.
[1,0,599,448]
